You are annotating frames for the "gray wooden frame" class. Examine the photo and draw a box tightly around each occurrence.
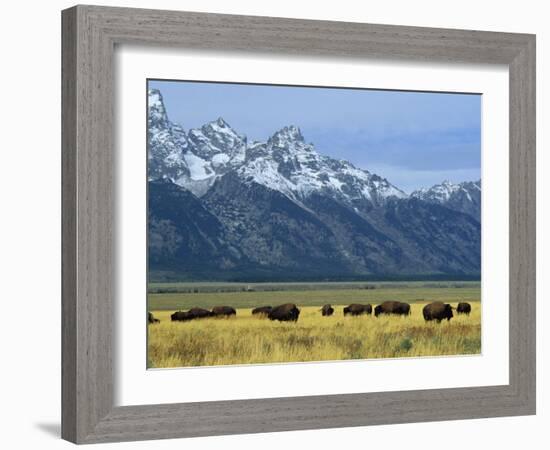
[62,4,536,444]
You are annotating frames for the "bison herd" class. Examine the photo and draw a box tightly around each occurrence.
[149,301,472,324]
[168,306,236,322]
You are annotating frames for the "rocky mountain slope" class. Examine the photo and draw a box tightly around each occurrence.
[411,180,481,221]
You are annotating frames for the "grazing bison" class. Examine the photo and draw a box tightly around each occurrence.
[171,311,190,321]
[268,303,300,322]
[456,302,472,315]
[211,306,236,317]
[252,306,273,316]
[374,301,410,317]
[148,312,160,324]
[171,308,213,322]
[343,304,372,316]
[423,301,454,322]
[321,304,335,316]
[187,307,214,319]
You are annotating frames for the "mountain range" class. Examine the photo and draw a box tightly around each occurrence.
[148,88,481,281]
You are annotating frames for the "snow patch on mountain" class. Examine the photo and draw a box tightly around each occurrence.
[212,153,230,166]
[182,153,213,180]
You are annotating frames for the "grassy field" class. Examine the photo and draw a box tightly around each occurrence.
[148,283,480,311]
[147,283,481,368]
[148,280,479,294]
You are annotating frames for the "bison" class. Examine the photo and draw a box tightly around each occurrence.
[456,302,472,315]
[423,301,454,322]
[252,306,273,316]
[187,307,214,319]
[148,312,160,324]
[171,307,213,322]
[343,304,372,316]
[211,306,236,317]
[321,304,335,316]
[374,301,411,317]
[268,303,300,322]
[171,311,190,321]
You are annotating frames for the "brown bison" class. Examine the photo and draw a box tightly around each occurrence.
[456,302,472,315]
[374,301,410,317]
[148,312,160,323]
[343,304,372,316]
[321,304,335,316]
[252,306,273,316]
[187,307,214,319]
[171,308,213,322]
[423,301,454,322]
[268,303,300,322]
[171,311,190,321]
[211,306,236,317]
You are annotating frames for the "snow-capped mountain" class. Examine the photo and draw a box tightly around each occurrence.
[148,88,405,205]
[147,88,481,281]
[411,180,481,221]
[238,125,406,206]
[148,89,190,181]
[148,89,249,196]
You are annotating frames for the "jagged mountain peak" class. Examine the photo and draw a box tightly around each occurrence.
[413,179,480,198]
[269,125,305,144]
[238,138,406,206]
[411,179,481,221]
[148,88,170,128]
[249,125,313,162]
[188,116,246,157]
[201,117,240,135]
[148,89,190,181]
[216,116,228,126]
[148,88,163,104]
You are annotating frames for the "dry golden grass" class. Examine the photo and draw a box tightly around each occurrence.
[147,302,481,368]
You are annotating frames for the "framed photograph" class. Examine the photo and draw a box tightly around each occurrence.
[62,5,536,444]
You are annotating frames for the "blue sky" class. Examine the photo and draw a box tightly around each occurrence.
[148,79,481,193]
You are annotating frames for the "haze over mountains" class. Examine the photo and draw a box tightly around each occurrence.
[148,88,481,281]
